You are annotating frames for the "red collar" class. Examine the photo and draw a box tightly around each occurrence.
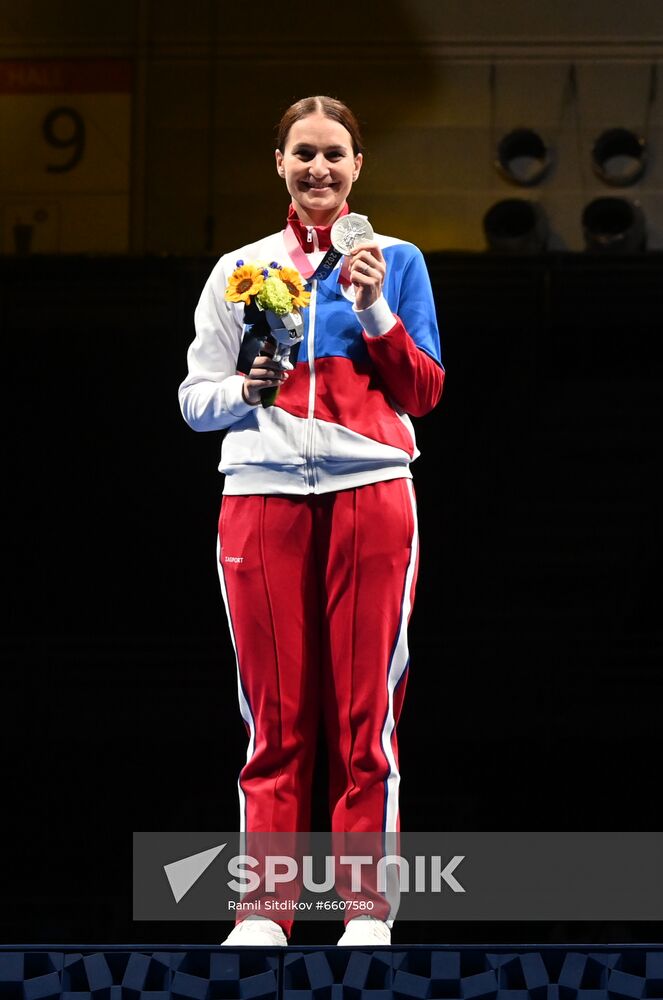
[286,203,350,253]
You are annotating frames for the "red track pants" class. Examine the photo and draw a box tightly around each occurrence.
[217,478,419,928]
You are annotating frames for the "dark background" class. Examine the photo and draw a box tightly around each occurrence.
[2,249,662,946]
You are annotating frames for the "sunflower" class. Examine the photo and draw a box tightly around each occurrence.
[277,266,311,309]
[225,264,265,305]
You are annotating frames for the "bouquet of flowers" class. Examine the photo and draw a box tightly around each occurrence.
[225,260,310,407]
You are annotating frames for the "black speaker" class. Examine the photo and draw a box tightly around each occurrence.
[483,199,549,252]
[582,196,646,252]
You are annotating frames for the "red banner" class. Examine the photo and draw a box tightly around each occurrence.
[0,59,132,94]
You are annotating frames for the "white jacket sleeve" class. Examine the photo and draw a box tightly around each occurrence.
[178,257,255,431]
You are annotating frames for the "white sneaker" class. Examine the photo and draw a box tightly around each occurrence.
[336,916,391,946]
[220,916,287,947]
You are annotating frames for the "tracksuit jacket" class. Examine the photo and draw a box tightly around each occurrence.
[178,207,444,488]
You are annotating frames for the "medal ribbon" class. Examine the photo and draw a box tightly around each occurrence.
[283,209,353,286]
[283,224,349,283]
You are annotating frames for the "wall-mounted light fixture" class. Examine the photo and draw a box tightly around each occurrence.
[483,199,549,252]
[581,197,646,252]
[591,128,647,187]
[495,128,552,187]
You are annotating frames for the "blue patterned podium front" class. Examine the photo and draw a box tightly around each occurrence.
[2,946,663,1000]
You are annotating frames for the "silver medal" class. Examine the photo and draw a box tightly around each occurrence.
[331,213,375,255]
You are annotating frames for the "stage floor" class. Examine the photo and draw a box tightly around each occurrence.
[2,943,663,999]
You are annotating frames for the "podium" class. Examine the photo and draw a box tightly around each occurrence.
[2,945,663,1000]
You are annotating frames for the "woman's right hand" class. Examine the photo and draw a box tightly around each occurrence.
[242,349,288,405]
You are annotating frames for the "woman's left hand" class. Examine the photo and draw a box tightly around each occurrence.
[349,241,386,311]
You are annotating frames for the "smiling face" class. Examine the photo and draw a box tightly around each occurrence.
[275,111,363,226]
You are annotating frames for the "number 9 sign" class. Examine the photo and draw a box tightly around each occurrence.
[1,58,131,252]
[42,107,86,173]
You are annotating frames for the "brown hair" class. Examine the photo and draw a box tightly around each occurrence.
[276,96,364,155]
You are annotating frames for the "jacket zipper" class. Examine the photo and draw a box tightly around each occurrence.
[306,226,320,251]
[304,280,317,491]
